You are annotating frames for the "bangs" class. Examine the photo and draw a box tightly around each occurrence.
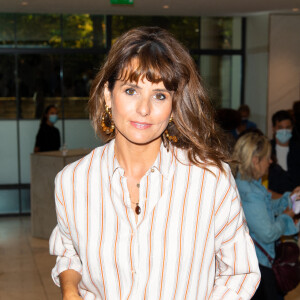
[117,42,187,91]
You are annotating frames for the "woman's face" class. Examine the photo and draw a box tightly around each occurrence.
[105,77,173,147]
[47,107,58,119]
[252,154,272,180]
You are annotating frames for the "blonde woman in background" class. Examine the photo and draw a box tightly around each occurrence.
[232,132,299,300]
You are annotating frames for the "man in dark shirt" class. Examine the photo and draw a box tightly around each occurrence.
[268,110,300,193]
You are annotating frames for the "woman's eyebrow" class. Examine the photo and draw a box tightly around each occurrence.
[120,82,172,95]
[153,88,168,92]
[121,82,140,89]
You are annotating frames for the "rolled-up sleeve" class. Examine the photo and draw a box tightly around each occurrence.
[49,170,82,287]
[270,192,290,215]
[243,192,297,243]
[213,172,261,299]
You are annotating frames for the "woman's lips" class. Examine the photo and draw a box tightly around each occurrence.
[130,121,152,129]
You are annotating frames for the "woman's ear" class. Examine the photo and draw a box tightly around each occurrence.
[104,83,112,108]
[252,155,259,167]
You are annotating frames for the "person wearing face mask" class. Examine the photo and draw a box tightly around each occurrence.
[268,110,300,194]
[34,104,61,152]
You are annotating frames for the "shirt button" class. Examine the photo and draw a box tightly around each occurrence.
[151,168,155,173]
[131,269,136,274]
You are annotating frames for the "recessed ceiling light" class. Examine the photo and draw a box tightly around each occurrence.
[163,5,169,9]
[21,1,28,5]
[292,8,299,12]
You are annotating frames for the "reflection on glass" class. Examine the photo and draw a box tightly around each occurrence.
[200,17,242,50]
[0,13,15,47]
[63,14,105,48]
[63,53,104,118]
[0,121,18,184]
[199,55,241,109]
[112,16,200,49]
[18,54,61,119]
[21,189,30,213]
[0,55,16,119]
[16,14,61,47]
[0,190,19,214]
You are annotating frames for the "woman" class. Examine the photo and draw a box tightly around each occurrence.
[49,27,260,300]
[34,104,60,152]
[232,132,299,300]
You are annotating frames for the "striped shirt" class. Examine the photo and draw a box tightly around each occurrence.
[49,139,260,299]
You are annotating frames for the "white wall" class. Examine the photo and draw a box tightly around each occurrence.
[245,14,269,134]
[64,119,103,150]
[268,14,300,136]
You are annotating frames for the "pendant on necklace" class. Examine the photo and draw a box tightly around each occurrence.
[135,203,141,215]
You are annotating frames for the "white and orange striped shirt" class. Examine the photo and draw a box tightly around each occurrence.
[49,139,260,299]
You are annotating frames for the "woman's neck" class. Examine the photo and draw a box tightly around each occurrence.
[114,135,161,179]
[46,120,54,127]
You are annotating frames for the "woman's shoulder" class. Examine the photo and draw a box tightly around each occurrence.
[175,147,233,183]
[235,177,267,200]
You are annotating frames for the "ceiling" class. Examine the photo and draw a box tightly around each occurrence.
[1,0,299,16]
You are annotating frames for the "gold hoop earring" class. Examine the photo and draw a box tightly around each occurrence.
[164,116,178,143]
[101,105,115,134]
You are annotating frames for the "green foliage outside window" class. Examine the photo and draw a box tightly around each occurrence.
[112,16,200,49]
[0,14,15,46]
[0,13,242,119]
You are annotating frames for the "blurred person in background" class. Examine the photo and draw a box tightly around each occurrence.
[34,104,61,152]
[268,110,300,194]
[232,132,299,300]
[238,104,257,130]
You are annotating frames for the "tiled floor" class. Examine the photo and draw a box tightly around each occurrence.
[0,216,300,300]
[0,217,61,300]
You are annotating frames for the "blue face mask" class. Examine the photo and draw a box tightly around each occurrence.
[276,129,292,144]
[49,114,58,124]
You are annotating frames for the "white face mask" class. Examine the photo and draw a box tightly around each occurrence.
[276,129,292,144]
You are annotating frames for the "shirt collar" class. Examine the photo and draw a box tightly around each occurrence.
[106,139,176,181]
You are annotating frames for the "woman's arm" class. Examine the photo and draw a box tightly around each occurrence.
[59,270,82,300]
[268,189,282,199]
[213,171,260,299]
[49,169,83,292]
[243,192,287,243]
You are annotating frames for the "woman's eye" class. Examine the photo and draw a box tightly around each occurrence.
[125,88,136,95]
[154,93,166,100]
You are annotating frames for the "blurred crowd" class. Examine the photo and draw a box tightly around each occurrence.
[216,101,300,299]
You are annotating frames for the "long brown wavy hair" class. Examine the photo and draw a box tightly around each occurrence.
[88,26,230,172]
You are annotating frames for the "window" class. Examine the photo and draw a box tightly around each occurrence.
[18,54,61,119]
[63,14,105,48]
[0,13,244,215]
[112,16,200,49]
[0,55,16,119]
[0,14,15,47]
[63,53,104,118]
[16,14,61,47]
[200,17,242,50]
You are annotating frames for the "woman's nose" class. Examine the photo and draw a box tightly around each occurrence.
[137,97,150,116]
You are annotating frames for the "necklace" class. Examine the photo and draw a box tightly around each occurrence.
[134,203,141,215]
[133,182,141,215]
